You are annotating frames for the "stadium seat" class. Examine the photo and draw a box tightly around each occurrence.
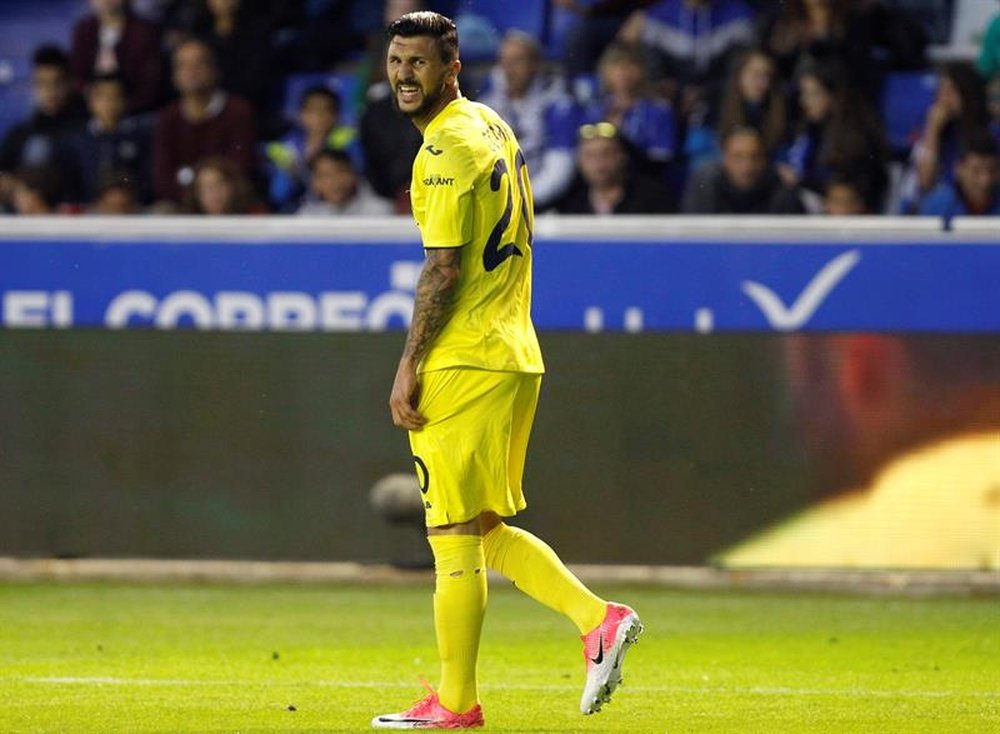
[880,71,937,157]
[281,72,360,126]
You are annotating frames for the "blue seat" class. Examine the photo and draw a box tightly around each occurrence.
[881,71,937,156]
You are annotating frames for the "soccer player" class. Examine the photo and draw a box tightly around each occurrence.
[373,12,643,730]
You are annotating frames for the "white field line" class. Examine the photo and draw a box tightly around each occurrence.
[7,676,998,700]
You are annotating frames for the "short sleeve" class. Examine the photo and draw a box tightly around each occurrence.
[412,130,479,249]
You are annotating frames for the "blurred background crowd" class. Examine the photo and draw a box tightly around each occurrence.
[0,0,998,220]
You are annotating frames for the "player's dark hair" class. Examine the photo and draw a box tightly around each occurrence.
[32,44,70,73]
[309,148,354,172]
[385,11,459,64]
[300,85,341,114]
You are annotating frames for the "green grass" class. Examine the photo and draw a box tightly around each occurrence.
[0,582,996,733]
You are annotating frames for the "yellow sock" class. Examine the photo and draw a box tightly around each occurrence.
[428,534,487,714]
[482,523,606,634]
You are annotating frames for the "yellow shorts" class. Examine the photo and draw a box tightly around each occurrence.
[409,368,541,527]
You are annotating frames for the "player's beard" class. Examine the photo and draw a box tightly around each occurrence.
[394,76,447,119]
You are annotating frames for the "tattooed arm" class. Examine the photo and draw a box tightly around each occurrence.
[389,246,462,429]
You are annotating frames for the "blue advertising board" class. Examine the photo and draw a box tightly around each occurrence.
[1,220,998,333]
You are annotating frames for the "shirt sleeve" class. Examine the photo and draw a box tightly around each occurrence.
[412,129,479,249]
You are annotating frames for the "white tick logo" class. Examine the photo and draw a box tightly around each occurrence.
[741,250,861,331]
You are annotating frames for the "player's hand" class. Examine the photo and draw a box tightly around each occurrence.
[389,360,427,430]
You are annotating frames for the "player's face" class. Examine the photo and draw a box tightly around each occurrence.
[387,35,455,121]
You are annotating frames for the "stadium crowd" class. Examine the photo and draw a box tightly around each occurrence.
[1,0,999,219]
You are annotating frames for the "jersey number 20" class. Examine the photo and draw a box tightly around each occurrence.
[483,150,533,272]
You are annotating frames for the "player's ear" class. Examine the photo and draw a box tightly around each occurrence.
[448,58,462,82]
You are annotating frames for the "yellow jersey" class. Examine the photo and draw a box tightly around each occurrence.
[410,97,544,374]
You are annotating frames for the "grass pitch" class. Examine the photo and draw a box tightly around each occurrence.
[0,581,996,733]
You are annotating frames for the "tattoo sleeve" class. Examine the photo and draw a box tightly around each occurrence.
[401,246,462,365]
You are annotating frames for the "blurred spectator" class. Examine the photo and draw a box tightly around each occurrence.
[153,38,256,204]
[178,0,275,125]
[780,59,887,212]
[910,62,991,200]
[979,12,1000,79]
[686,46,788,172]
[918,131,1000,220]
[296,149,393,216]
[70,0,164,113]
[73,73,152,205]
[478,31,578,210]
[90,171,142,214]
[9,167,60,215]
[0,45,87,207]
[681,126,804,214]
[822,173,871,216]
[265,85,360,212]
[553,121,673,214]
[181,155,267,214]
[758,0,927,97]
[552,0,653,78]
[619,0,754,124]
[580,41,677,177]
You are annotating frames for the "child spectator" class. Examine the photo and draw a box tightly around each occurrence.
[554,121,673,214]
[580,41,677,178]
[70,0,163,113]
[296,149,393,217]
[152,38,256,204]
[918,132,1000,221]
[91,171,141,214]
[182,155,266,215]
[0,45,87,207]
[681,126,803,214]
[780,59,887,212]
[73,73,152,205]
[266,85,360,212]
[478,31,578,210]
[823,174,871,216]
